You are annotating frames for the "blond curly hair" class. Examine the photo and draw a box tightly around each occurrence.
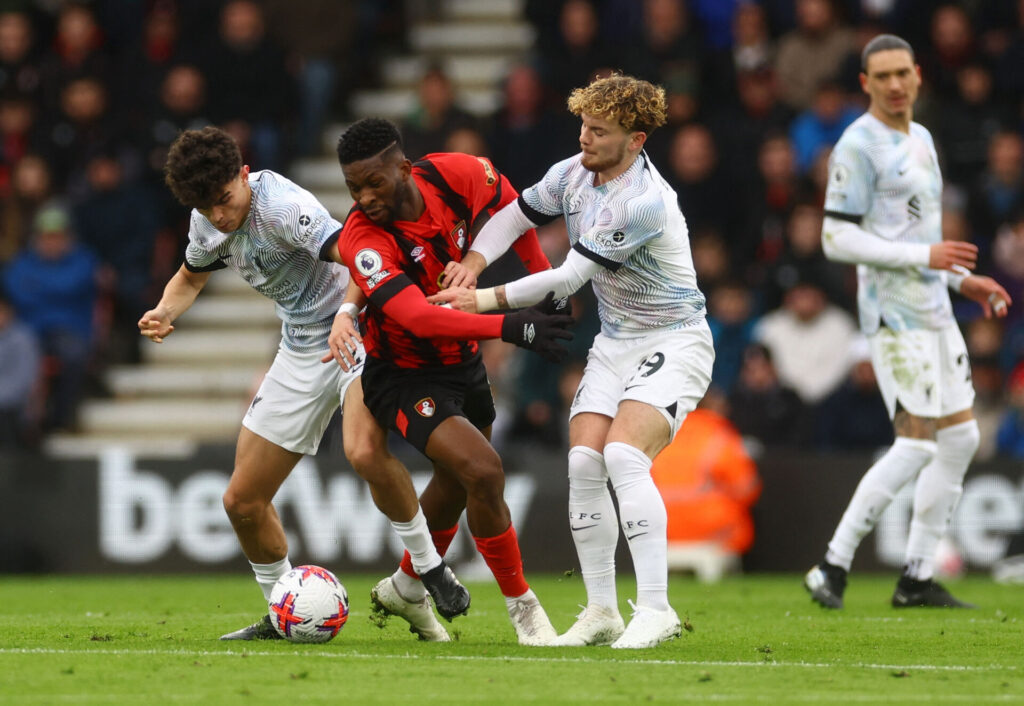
[567,74,667,135]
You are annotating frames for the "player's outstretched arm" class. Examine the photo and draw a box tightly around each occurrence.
[959,275,1012,318]
[138,265,210,343]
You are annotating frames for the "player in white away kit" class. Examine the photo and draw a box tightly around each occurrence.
[140,127,468,640]
[804,36,1011,609]
[432,75,714,648]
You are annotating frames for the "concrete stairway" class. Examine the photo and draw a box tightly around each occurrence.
[53,0,532,454]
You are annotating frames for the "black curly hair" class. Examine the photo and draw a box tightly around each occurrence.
[164,127,243,208]
[336,117,404,166]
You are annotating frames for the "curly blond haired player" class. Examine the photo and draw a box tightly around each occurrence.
[432,74,713,648]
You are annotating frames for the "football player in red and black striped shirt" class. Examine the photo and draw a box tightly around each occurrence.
[325,118,571,645]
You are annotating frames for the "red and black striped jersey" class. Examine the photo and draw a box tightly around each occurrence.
[338,152,551,368]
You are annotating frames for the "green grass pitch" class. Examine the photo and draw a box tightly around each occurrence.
[0,573,1020,704]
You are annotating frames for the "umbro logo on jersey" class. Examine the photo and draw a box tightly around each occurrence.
[410,246,426,262]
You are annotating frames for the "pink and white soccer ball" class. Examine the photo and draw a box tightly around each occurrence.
[267,565,349,643]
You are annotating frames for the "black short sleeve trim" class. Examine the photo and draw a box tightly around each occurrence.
[823,210,863,225]
[184,258,227,273]
[367,272,415,309]
[319,228,342,262]
[572,241,622,272]
[517,194,559,226]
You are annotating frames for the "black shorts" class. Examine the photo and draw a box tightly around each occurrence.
[360,354,496,454]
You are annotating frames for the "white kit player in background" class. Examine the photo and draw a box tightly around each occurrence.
[804,35,1011,609]
[430,75,714,649]
[139,127,468,641]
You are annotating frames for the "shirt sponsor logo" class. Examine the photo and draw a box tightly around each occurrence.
[612,231,625,243]
[355,248,383,276]
[414,397,436,417]
[366,269,390,289]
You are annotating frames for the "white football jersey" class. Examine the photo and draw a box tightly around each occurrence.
[824,113,953,333]
[521,152,706,338]
[185,170,347,352]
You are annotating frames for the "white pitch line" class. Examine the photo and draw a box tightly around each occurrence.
[0,647,1016,673]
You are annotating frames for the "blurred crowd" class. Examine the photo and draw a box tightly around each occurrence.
[2,0,1024,462]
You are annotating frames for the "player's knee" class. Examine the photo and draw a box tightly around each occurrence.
[222,487,269,526]
[938,419,980,459]
[454,452,504,501]
[345,436,389,479]
[568,446,607,488]
[889,436,938,469]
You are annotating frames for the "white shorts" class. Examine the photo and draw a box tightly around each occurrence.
[869,324,975,419]
[569,324,715,437]
[241,342,364,455]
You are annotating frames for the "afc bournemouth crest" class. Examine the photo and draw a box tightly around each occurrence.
[414,397,436,417]
[449,220,467,250]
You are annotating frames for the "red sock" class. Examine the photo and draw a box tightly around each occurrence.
[474,524,530,598]
[399,524,459,578]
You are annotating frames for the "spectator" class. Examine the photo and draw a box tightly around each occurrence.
[444,126,489,157]
[33,76,128,198]
[918,4,978,102]
[708,67,794,193]
[0,90,36,170]
[0,154,52,264]
[3,205,99,431]
[264,0,358,156]
[401,65,477,162]
[707,281,759,393]
[966,317,1007,461]
[0,289,40,448]
[789,81,859,174]
[665,123,737,245]
[620,0,704,100]
[200,0,296,171]
[73,150,160,363]
[486,63,575,190]
[538,0,615,101]
[753,277,858,405]
[728,342,805,445]
[931,62,1008,188]
[0,10,41,101]
[118,3,185,125]
[141,64,212,184]
[774,0,854,111]
[967,130,1024,261]
[996,364,1024,459]
[991,211,1024,323]
[37,3,112,112]
[763,202,851,310]
[814,336,893,450]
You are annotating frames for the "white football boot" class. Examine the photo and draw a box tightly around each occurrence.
[550,604,625,646]
[610,601,682,649]
[507,591,558,646]
[370,577,451,642]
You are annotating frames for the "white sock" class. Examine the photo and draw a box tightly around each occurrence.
[904,421,979,580]
[567,446,619,610]
[505,587,536,608]
[391,507,443,575]
[251,556,291,601]
[825,437,936,570]
[391,568,427,601]
[604,441,669,612]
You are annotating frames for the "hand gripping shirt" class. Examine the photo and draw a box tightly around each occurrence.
[823,113,954,333]
[519,151,705,339]
[338,152,551,368]
[184,170,346,352]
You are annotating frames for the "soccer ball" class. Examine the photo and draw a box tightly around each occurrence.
[267,565,349,643]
